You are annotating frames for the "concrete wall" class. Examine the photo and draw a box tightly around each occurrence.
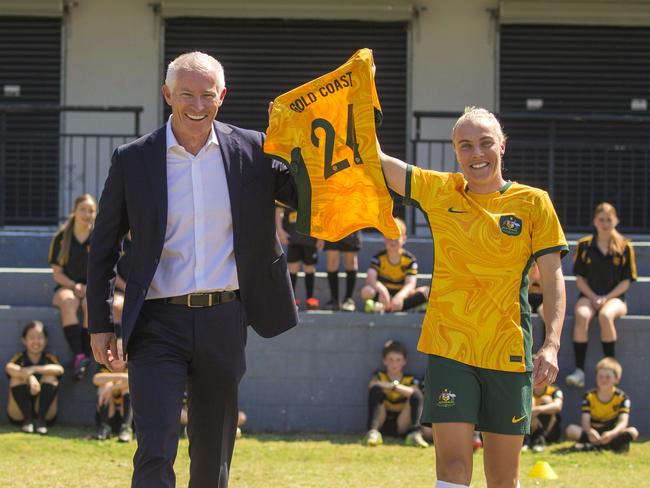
[1,306,648,436]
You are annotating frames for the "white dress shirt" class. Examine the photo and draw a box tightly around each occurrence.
[147,117,239,299]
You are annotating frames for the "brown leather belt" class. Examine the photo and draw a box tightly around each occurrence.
[165,290,239,307]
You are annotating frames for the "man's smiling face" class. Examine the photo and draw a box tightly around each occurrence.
[162,68,226,140]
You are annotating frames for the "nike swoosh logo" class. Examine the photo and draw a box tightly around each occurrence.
[447,207,468,214]
[511,415,527,424]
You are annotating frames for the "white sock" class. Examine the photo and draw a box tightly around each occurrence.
[436,481,469,488]
[516,482,521,488]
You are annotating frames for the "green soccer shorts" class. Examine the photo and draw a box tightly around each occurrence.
[422,355,532,435]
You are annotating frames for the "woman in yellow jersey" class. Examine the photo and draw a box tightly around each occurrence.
[378,107,567,488]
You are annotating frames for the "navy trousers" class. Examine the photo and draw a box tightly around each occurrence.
[127,298,247,488]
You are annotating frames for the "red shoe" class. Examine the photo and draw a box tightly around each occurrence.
[305,297,320,310]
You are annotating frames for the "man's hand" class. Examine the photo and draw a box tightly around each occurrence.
[532,343,559,387]
[91,332,120,371]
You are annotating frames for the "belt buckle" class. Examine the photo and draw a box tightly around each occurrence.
[187,293,212,308]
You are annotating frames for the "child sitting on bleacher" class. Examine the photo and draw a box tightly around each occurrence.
[5,321,64,434]
[275,205,322,310]
[522,383,563,452]
[365,340,428,448]
[48,193,97,380]
[360,218,429,313]
[565,357,639,452]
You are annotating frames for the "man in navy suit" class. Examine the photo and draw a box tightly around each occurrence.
[87,52,298,488]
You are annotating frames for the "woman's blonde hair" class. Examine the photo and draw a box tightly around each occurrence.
[594,202,626,256]
[56,194,96,266]
[451,106,506,142]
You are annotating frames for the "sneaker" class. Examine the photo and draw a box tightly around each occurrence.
[305,297,320,310]
[35,421,48,435]
[21,422,34,434]
[472,432,483,452]
[405,430,429,448]
[117,424,132,443]
[95,422,111,441]
[324,300,340,311]
[565,368,585,388]
[531,435,546,453]
[340,298,356,312]
[236,427,242,439]
[364,299,384,314]
[74,354,92,381]
[572,442,599,452]
[365,429,383,446]
[521,443,530,452]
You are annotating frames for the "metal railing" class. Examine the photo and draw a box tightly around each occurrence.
[411,111,650,235]
[0,105,142,226]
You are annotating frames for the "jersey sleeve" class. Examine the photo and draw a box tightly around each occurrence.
[404,165,450,211]
[531,191,569,259]
[622,242,638,282]
[619,393,631,415]
[573,240,588,277]
[581,392,593,414]
[45,352,62,366]
[48,231,63,266]
[264,101,292,166]
[552,387,564,400]
[405,256,418,276]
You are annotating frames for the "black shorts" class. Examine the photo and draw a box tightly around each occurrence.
[287,244,318,265]
[528,293,543,313]
[380,410,400,437]
[323,231,362,252]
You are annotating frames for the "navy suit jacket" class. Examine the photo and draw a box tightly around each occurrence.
[87,121,299,353]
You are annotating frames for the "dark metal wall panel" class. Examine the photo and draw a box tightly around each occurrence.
[0,16,61,226]
[500,25,650,115]
[164,18,408,160]
[499,25,650,233]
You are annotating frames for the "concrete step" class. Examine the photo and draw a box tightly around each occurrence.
[4,267,650,315]
[3,229,650,275]
[1,305,649,431]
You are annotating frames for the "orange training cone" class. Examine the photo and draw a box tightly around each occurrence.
[528,460,558,480]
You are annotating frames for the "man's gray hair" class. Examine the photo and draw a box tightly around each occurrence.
[165,51,225,91]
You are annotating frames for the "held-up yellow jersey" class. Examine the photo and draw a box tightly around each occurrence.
[405,165,568,372]
[264,48,400,242]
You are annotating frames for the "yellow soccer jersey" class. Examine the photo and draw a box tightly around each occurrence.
[533,385,563,406]
[405,165,568,372]
[370,249,418,293]
[375,370,421,412]
[582,388,631,431]
[264,48,400,242]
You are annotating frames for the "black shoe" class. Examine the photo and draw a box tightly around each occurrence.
[324,300,340,311]
[74,355,92,380]
[95,422,111,441]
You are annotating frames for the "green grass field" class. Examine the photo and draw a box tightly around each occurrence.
[0,426,648,487]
